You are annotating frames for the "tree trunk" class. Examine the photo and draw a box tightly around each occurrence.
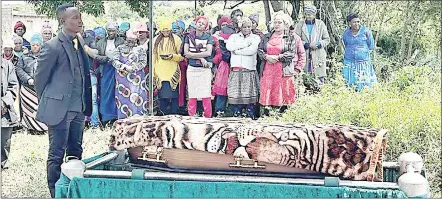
[263,0,272,32]
[406,2,422,61]
[270,0,284,12]
[290,0,301,21]
[373,3,389,63]
[322,0,344,55]
[399,1,411,63]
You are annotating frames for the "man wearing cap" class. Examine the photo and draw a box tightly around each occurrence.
[14,21,31,50]
[294,5,330,85]
[34,3,92,197]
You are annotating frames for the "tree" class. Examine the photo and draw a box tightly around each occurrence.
[27,0,151,19]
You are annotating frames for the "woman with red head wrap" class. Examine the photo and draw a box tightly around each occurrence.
[14,21,31,50]
[211,17,235,117]
[183,16,215,118]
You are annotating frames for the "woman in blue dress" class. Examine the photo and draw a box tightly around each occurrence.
[342,13,377,91]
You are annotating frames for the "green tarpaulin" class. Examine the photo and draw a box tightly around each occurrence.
[55,154,407,198]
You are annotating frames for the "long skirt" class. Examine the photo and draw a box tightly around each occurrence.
[227,68,259,104]
[187,65,212,99]
[19,85,48,132]
[100,62,118,122]
[115,70,148,119]
[342,59,378,91]
[259,61,296,106]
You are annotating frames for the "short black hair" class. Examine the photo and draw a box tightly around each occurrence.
[230,9,243,18]
[56,3,75,24]
[346,12,359,22]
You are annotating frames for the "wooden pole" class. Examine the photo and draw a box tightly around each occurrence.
[148,0,154,115]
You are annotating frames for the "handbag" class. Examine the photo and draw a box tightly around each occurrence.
[281,34,297,77]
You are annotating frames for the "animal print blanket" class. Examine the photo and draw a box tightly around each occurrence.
[109,115,388,181]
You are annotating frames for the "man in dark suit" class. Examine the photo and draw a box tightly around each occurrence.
[35,3,92,198]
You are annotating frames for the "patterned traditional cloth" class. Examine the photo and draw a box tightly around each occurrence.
[114,45,148,119]
[227,69,259,104]
[342,26,377,91]
[259,34,296,106]
[20,85,48,132]
[110,115,388,182]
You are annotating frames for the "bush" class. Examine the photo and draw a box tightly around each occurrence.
[264,65,441,197]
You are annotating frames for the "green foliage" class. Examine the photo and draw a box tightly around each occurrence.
[264,65,441,197]
[377,31,400,56]
[27,0,150,18]
[27,0,105,18]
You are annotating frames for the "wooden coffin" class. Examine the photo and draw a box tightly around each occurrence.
[109,115,388,181]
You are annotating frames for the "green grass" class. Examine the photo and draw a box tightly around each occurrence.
[1,66,440,198]
[263,65,441,197]
[1,128,111,198]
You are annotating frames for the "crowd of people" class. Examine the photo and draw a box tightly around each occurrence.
[1,3,377,197]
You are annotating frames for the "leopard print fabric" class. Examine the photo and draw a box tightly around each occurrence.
[109,115,387,181]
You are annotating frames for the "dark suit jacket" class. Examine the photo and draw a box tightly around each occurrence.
[35,30,92,126]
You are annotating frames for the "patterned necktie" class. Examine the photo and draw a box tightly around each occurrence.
[73,38,78,51]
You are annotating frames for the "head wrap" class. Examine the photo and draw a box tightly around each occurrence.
[126,29,137,39]
[85,30,95,39]
[30,33,43,46]
[134,21,148,32]
[217,17,232,29]
[248,13,259,24]
[41,21,52,33]
[105,21,118,30]
[3,39,14,49]
[93,27,106,38]
[194,16,210,30]
[119,22,130,33]
[237,17,253,28]
[157,17,175,31]
[172,20,186,31]
[272,11,293,29]
[304,5,317,15]
[14,21,26,33]
[12,34,23,43]
[346,13,359,22]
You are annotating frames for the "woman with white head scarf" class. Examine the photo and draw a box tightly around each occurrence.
[294,5,330,85]
[258,11,306,116]
[95,20,125,126]
[2,39,19,66]
[226,17,261,119]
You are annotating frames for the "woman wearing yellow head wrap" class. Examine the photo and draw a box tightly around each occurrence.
[153,17,184,115]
